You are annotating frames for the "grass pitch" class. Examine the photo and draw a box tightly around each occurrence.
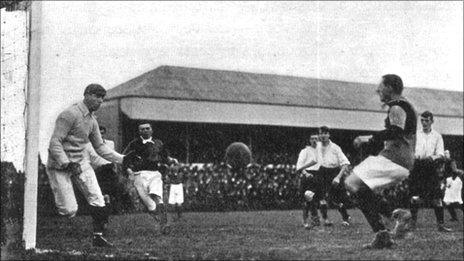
[8,208,464,260]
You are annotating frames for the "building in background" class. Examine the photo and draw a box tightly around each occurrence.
[97,65,463,166]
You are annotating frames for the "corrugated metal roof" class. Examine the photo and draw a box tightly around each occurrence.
[106,65,463,117]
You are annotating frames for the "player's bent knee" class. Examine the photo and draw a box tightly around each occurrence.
[411,196,420,204]
[134,178,144,188]
[58,206,78,218]
[153,171,162,180]
[344,174,361,194]
[304,190,315,202]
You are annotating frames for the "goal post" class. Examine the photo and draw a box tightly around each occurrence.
[23,0,42,250]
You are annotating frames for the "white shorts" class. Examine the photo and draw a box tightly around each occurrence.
[169,183,184,204]
[353,155,409,192]
[443,191,463,205]
[133,170,163,211]
[46,165,104,217]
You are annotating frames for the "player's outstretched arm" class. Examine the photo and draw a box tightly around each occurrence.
[296,160,317,173]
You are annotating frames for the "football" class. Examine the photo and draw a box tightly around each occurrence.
[225,142,252,169]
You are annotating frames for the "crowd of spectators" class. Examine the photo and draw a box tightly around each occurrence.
[181,163,300,211]
[35,153,438,216]
[177,162,413,212]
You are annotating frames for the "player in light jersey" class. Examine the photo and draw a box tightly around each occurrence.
[443,167,463,222]
[167,163,185,221]
[317,126,352,227]
[409,111,451,232]
[46,84,136,247]
[296,132,320,229]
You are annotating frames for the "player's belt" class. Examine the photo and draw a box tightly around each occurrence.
[305,169,318,174]
[133,169,160,176]
[133,161,163,173]
[318,167,340,177]
[319,166,339,170]
[415,158,437,166]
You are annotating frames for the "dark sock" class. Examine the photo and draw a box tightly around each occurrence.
[355,187,386,232]
[332,187,350,221]
[159,203,167,224]
[176,204,182,218]
[378,198,394,219]
[303,202,309,221]
[410,202,419,223]
[434,206,444,224]
[149,209,157,219]
[310,201,318,218]
[90,206,109,233]
[320,203,328,220]
[339,203,350,221]
[447,205,458,220]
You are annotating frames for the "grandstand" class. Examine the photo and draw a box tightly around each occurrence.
[97,66,463,166]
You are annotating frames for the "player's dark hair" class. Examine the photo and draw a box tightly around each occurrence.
[138,122,152,128]
[307,130,318,138]
[382,74,403,94]
[305,132,317,145]
[319,126,330,134]
[421,111,434,121]
[84,83,106,97]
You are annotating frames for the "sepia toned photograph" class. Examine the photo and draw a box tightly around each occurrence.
[1,1,463,260]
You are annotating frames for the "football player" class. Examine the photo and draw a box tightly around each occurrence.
[122,122,176,234]
[341,74,417,249]
[295,132,320,229]
[409,111,452,232]
[167,163,186,221]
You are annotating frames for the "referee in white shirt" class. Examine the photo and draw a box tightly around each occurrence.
[296,132,320,229]
[409,111,451,232]
[316,126,352,226]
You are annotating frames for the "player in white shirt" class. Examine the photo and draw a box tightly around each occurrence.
[167,162,185,221]
[409,111,451,232]
[296,133,320,229]
[443,155,463,222]
[95,126,115,204]
[315,126,352,227]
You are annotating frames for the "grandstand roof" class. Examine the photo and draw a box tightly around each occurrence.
[106,65,463,117]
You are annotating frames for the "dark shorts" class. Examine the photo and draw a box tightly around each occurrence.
[408,159,443,200]
[300,170,319,196]
[312,167,350,204]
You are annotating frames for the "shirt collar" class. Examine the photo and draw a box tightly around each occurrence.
[321,140,332,148]
[77,101,92,117]
[140,136,154,144]
[386,96,407,105]
[420,128,433,135]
